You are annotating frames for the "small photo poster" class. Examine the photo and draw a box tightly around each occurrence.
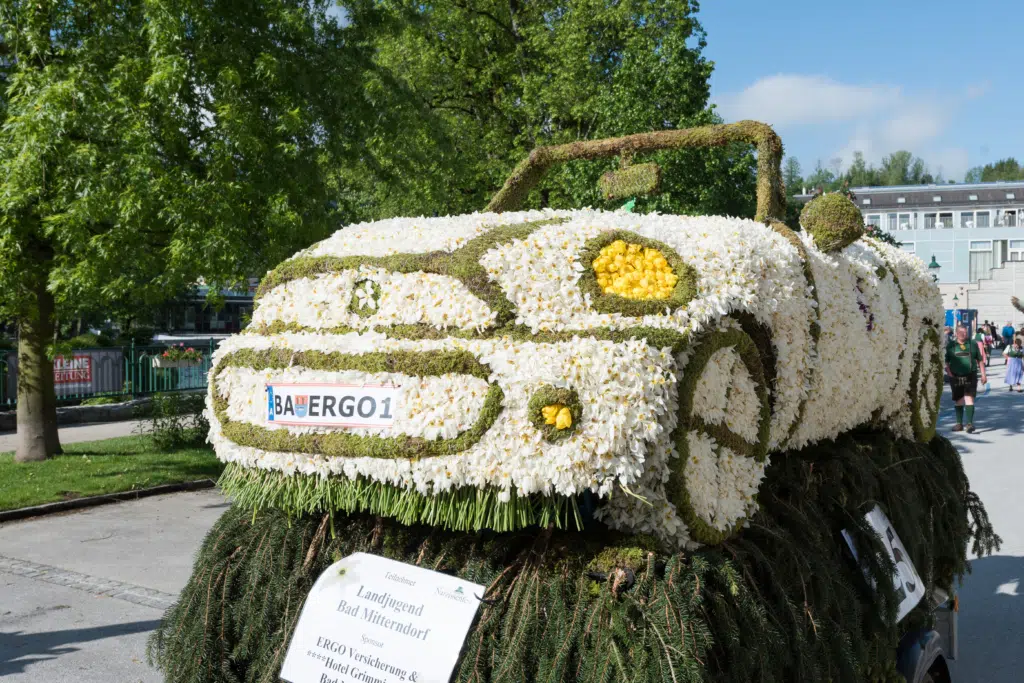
[841,505,925,622]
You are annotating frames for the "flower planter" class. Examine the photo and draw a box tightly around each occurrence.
[152,357,202,369]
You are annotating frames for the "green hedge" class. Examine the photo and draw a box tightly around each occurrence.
[150,429,998,683]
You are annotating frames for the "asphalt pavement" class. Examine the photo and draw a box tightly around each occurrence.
[939,355,1024,683]
[0,358,1021,682]
[0,490,229,682]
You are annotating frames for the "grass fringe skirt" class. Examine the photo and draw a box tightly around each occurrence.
[149,430,999,683]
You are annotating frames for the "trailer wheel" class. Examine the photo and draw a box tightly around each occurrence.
[909,328,943,443]
[669,328,772,545]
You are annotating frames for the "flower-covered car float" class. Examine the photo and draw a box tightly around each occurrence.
[154,122,994,683]
[206,122,945,550]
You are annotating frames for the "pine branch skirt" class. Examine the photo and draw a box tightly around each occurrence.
[149,430,998,683]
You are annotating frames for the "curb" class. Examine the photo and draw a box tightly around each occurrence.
[0,479,218,524]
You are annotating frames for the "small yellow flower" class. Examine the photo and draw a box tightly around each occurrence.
[592,240,676,300]
[541,404,573,430]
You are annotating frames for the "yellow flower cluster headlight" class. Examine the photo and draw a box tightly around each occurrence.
[592,240,678,300]
[541,404,573,430]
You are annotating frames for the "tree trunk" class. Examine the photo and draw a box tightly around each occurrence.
[15,280,61,462]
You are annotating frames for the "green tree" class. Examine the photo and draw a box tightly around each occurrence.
[344,0,757,221]
[783,156,803,196]
[965,158,1024,183]
[805,160,838,193]
[878,150,930,186]
[0,0,385,461]
[845,151,882,187]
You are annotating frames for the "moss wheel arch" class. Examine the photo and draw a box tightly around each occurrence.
[668,328,772,545]
[909,327,943,443]
[732,312,778,412]
[577,230,699,317]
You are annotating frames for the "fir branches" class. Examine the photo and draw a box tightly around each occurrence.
[151,430,998,683]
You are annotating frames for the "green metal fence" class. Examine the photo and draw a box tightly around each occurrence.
[0,340,216,408]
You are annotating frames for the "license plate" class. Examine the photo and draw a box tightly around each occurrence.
[266,383,399,429]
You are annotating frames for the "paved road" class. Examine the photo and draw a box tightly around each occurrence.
[939,355,1024,683]
[0,491,228,682]
[0,420,147,453]
[0,362,1020,681]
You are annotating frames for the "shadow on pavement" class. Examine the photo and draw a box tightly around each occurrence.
[0,619,160,676]
[954,555,1023,683]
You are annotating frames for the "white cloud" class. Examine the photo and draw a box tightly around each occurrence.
[714,74,900,125]
[882,109,946,147]
[965,81,991,100]
[715,73,978,181]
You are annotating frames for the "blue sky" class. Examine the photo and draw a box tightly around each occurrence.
[701,0,1024,182]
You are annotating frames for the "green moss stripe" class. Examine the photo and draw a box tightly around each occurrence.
[576,230,699,317]
[255,219,568,329]
[211,349,505,459]
[247,321,693,351]
[692,418,756,458]
[767,221,822,447]
[217,462,584,533]
[909,328,943,443]
[668,328,771,545]
[217,347,492,378]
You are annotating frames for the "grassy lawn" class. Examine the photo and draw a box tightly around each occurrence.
[0,435,223,511]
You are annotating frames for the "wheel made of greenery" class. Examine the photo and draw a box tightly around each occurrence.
[668,328,772,545]
[909,327,943,443]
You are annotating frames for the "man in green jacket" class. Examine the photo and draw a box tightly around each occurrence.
[946,325,988,433]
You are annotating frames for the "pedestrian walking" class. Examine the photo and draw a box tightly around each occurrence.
[1006,336,1024,392]
[946,325,987,433]
[973,327,989,367]
[1002,321,1016,362]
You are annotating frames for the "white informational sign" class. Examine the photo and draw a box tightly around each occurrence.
[267,383,400,429]
[842,505,925,622]
[280,552,485,683]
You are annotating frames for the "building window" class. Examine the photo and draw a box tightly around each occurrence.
[1010,240,1024,262]
[886,213,898,231]
[897,197,906,204]
[969,194,978,201]
[933,196,942,202]
[865,214,881,228]
[898,213,913,230]
[969,240,994,283]
[900,242,915,253]
[184,306,196,331]
[862,198,872,206]
[938,212,953,228]
[924,212,937,229]
[976,210,990,228]
[1007,193,1016,200]
[960,211,974,228]
[998,209,1018,227]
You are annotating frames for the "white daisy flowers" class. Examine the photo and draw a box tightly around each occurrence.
[209,208,943,549]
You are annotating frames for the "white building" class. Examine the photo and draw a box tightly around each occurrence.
[798,182,1024,324]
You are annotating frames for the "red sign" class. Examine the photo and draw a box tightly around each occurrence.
[54,356,92,385]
